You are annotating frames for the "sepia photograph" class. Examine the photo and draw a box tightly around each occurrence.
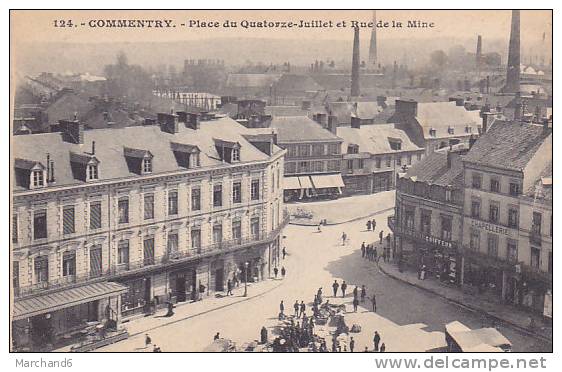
[7,6,554,362]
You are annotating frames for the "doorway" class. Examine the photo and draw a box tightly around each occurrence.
[176,276,187,302]
[215,268,224,291]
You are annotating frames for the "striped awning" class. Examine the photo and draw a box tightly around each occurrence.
[284,176,301,190]
[13,282,128,321]
[298,176,313,189]
[310,174,346,189]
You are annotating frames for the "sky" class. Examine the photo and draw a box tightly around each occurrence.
[11,10,552,44]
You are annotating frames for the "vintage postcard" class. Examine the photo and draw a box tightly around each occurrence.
[9,8,552,359]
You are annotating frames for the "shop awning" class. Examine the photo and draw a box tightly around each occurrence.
[310,174,345,189]
[283,176,301,190]
[298,176,313,189]
[13,282,128,320]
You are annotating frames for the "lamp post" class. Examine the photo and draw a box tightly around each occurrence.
[243,262,249,297]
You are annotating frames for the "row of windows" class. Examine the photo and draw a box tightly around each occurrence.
[284,160,340,174]
[403,209,453,241]
[471,172,521,196]
[15,218,263,288]
[18,180,262,242]
[285,143,341,158]
[470,199,520,228]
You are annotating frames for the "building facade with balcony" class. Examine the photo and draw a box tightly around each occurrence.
[337,124,425,195]
[460,120,551,311]
[11,112,287,350]
[270,116,345,202]
[391,147,466,284]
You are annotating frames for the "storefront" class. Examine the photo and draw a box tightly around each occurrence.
[283,176,302,202]
[310,173,345,199]
[12,282,126,351]
[169,268,197,303]
[120,277,151,317]
[372,171,393,192]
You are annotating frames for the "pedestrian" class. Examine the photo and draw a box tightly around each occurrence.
[165,301,174,317]
[372,219,376,232]
[332,280,339,297]
[353,297,359,312]
[214,332,220,341]
[280,300,285,316]
[198,281,206,301]
[373,331,381,352]
[379,230,384,244]
[382,250,387,263]
[300,301,306,317]
[361,242,366,258]
[233,272,239,288]
[282,247,287,260]
[364,346,369,352]
[260,326,268,344]
[273,267,278,278]
[386,233,391,248]
[318,222,322,233]
[281,266,286,278]
[366,220,372,231]
[294,300,299,317]
[361,285,366,303]
[341,232,347,246]
[350,337,355,352]
[341,281,347,298]
[353,286,359,300]
[380,343,386,352]
[371,293,377,312]
[373,247,378,262]
[317,287,323,303]
[227,279,233,295]
[153,344,161,352]
[145,334,152,348]
[366,245,371,261]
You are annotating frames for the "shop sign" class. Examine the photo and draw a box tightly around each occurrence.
[401,227,456,250]
[469,218,511,236]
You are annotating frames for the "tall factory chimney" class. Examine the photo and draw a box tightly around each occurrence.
[476,35,482,67]
[350,26,361,98]
[368,10,378,67]
[503,10,521,93]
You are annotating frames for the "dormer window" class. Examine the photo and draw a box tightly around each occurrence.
[447,127,455,135]
[232,148,240,162]
[171,142,201,168]
[87,164,99,180]
[32,169,45,187]
[214,139,241,164]
[143,157,152,173]
[389,139,402,151]
[429,128,437,137]
[124,147,153,175]
[465,125,472,133]
[347,144,359,154]
[15,158,46,189]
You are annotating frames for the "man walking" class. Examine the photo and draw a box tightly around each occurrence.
[379,230,384,244]
[353,286,359,300]
[341,232,347,246]
[366,220,372,231]
[282,247,287,260]
[273,267,278,278]
[353,297,359,312]
[361,242,366,258]
[279,301,285,317]
[373,331,381,352]
[145,334,152,348]
[227,279,233,296]
[341,281,348,298]
[350,337,355,352]
[281,266,286,278]
[380,343,386,352]
[332,280,339,297]
[371,293,377,312]
[294,300,300,317]
[299,301,306,318]
[372,219,376,232]
[361,285,366,303]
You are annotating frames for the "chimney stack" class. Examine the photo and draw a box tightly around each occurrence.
[327,115,338,134]
[503,10,521,93]
[157,112,180,134]
[476,35,482,67]
[350,26,361,98]
[368,10,378,67]
[92,141,96,155]
[481,112,494,133]
[59,119,84,144]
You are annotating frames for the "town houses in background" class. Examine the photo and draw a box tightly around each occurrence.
[10,9,552,352]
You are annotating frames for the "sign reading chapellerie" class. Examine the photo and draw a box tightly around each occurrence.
[469,218,511,236]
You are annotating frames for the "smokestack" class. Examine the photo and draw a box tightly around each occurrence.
[350,26,361,98]
[368,10,378,67]
[503,10,521,93]
[476,35,482,67]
